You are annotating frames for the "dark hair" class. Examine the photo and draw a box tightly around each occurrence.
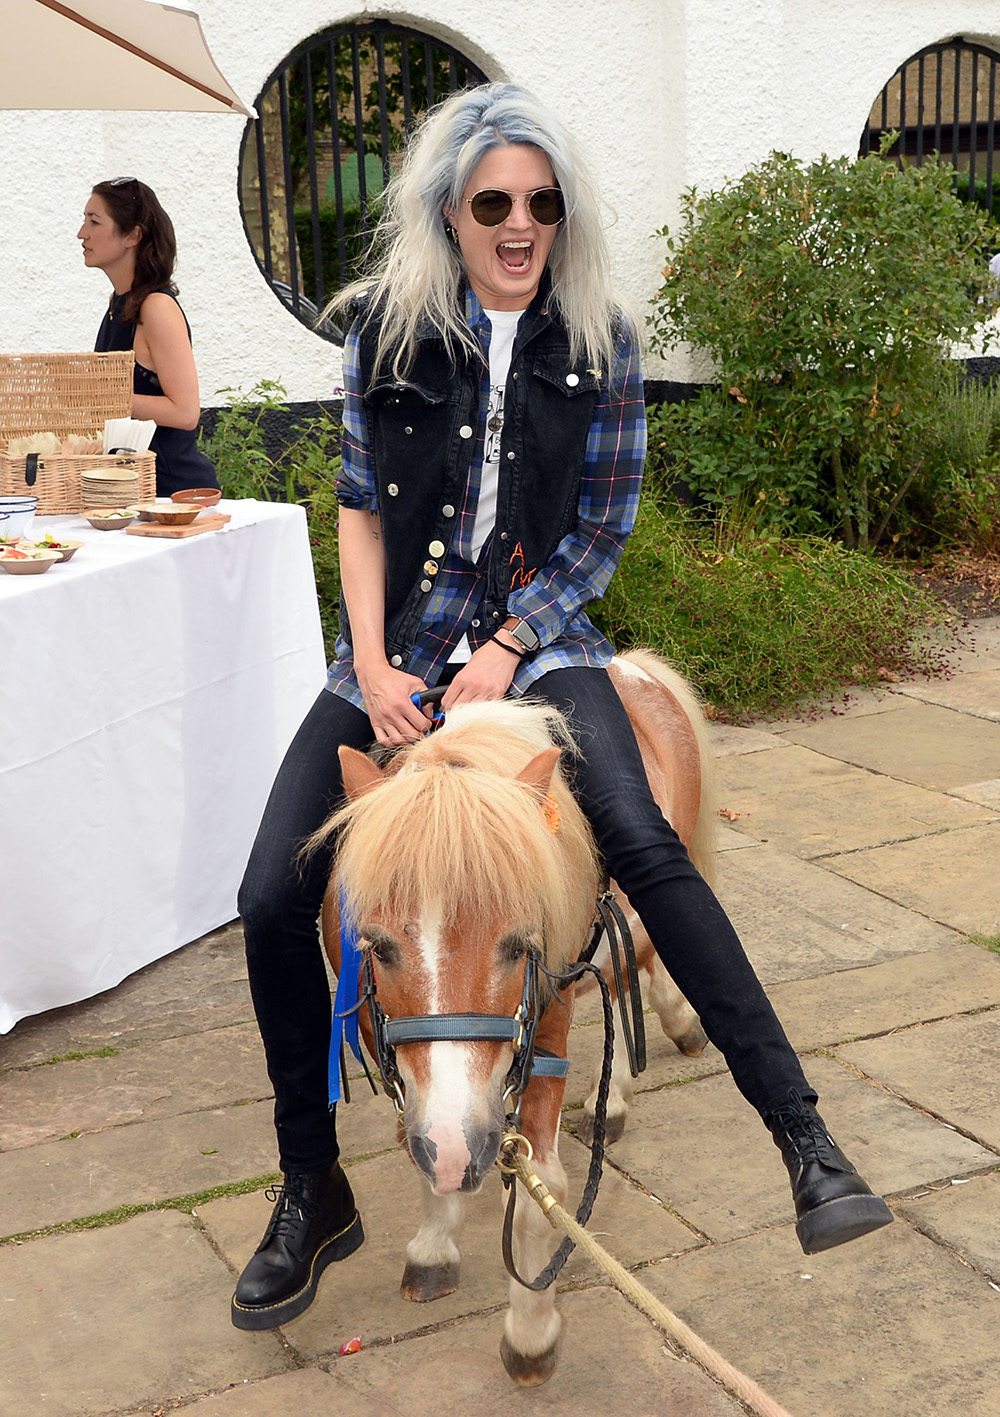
[92,178,178,324]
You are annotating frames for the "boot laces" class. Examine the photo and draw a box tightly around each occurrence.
[262,1181,320,1240]
[770,1098,837,1166]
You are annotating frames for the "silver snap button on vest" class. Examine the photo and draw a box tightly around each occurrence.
[387,483,399,496]
[471,618,480,628]
[506,451,515,460]
[390,654,403,667]
[565,372,579,387]
[459,424,473,438]
[442,504,455,517]
[420,579,432,592]
[428,539,445,557]
[500,532,508,541]
[404,426,413,435]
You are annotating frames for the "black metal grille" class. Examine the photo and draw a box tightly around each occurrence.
[239,22,488,343]
[860,36,1000,218]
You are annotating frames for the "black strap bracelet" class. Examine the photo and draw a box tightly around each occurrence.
[490,632,525,658]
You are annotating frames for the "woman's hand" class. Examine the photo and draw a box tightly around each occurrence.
[356,660,433,746]
[442,640,519,710]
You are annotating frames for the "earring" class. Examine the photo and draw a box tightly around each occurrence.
[446,222,459,245]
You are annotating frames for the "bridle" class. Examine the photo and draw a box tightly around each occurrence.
[344,934,569,1120]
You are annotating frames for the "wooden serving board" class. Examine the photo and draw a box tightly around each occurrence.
[125,513,231,539]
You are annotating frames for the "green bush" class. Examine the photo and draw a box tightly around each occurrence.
[908,363,1000,552]
[590,499,954,720]
[199,381,343,646]
[650,145,998,550]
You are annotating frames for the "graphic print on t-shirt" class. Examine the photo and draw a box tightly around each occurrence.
[485,382,506,465]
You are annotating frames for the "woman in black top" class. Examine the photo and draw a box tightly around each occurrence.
[80,178,217,497]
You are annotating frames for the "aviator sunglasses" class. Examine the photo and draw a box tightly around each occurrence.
[464,186,565,227]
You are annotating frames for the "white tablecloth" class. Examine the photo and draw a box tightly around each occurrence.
[0,500,328,1033]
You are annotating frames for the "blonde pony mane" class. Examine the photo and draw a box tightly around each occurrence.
[321,700,600,974]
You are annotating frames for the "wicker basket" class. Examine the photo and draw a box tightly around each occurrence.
[0,351,156,514]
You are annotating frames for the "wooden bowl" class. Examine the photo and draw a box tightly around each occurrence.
[139,503,201,526]
[0,548,60,575]
[37,538,84,562]
[83,509,137,530]
[171,487,220,509]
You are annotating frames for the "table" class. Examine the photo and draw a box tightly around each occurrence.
[0,501,328,1033]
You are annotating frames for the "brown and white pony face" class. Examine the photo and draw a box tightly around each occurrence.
[322,702,600,1198]
[356,899,539,1194]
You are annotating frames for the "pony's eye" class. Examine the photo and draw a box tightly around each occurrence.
[498,932,530,964]
[365,931,400,966]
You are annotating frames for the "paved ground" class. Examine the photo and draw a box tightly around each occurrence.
[3,618,1000,1417]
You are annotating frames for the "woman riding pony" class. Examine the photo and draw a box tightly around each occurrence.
[233,83,892,1332]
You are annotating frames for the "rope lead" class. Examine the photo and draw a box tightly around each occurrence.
[503,1145,797,1417]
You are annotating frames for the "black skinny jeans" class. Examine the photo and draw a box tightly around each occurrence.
[238,668,813,1173]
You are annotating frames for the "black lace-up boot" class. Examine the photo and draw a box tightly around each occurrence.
[231,1162,364,1329]
[766,1090,893,1255]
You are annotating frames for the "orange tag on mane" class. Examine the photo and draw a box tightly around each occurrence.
[542,793,560,834]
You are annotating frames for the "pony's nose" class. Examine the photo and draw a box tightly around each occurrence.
[461,1126,503,1192]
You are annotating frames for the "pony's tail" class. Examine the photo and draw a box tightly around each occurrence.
[616,647,718,889]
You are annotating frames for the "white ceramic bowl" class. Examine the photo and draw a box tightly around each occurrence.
[0,499,37,539]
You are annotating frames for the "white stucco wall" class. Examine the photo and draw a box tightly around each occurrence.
[1,1,999,403]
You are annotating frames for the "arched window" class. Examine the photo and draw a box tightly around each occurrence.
[860,36,1000,219]
[238,22,488,343]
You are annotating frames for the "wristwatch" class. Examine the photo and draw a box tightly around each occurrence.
[502,617,540,654]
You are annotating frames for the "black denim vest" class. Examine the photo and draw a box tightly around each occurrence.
[348,286,602,667]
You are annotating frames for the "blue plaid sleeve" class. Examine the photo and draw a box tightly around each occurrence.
[505,321,646,643]
[335,321,378,511]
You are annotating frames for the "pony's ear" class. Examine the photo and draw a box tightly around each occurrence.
[339,745,385,800]
[516,746,561,797]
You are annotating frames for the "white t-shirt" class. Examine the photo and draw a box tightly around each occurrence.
[449,308,522,663]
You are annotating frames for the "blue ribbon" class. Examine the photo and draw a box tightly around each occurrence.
[328,884,365,1105]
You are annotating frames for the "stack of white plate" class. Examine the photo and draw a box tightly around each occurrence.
[81,468,140,508]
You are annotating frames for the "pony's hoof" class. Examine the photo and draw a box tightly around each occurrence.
[576,1110,626,1149]
[500,1334,559,1386]
[400,1260,459,1302]
[675,1021,708,1056]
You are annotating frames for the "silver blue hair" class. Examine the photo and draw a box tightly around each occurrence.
[328,83,630,377]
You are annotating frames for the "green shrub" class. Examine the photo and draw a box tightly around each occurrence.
[650,145,997,550]
[294,198,384,302]
[590,499,954,720]
[909,364,1000,553]
[199,381,343,646]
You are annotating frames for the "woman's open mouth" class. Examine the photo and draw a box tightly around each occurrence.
[496,240,533,273]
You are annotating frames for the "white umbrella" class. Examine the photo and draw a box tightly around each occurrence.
[1,0,255,115]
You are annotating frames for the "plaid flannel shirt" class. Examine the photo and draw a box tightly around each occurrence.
[329,288,646,708]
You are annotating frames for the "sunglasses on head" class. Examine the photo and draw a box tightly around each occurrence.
[464,187,565,227]
[108,175,138,187]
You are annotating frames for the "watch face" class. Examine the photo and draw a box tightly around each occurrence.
[512,620,539,651]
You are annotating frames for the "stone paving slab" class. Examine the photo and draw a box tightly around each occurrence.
[323,1285,744,1417]
[709,724,792,757]
[825,821,1000,936]
[0,1209,288,1417]
[161,1367,349,1416]
[770,700,1000,790]
[715,845,960,984]
[0,1101,279,1237]
[897,1171,1000,1284]
[891,667,1000,721]
[642,1213,1000,1417]
[765,940,1000,1049]
[564,1009,725,1107]
[838,1012,1000,1152]
[716,744,991,857]
[0,924,252,1070]
[605,1055,993,1245]
[199,1137,699,1364]
[951,777,1000,809]
[0,1022,271,1151]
